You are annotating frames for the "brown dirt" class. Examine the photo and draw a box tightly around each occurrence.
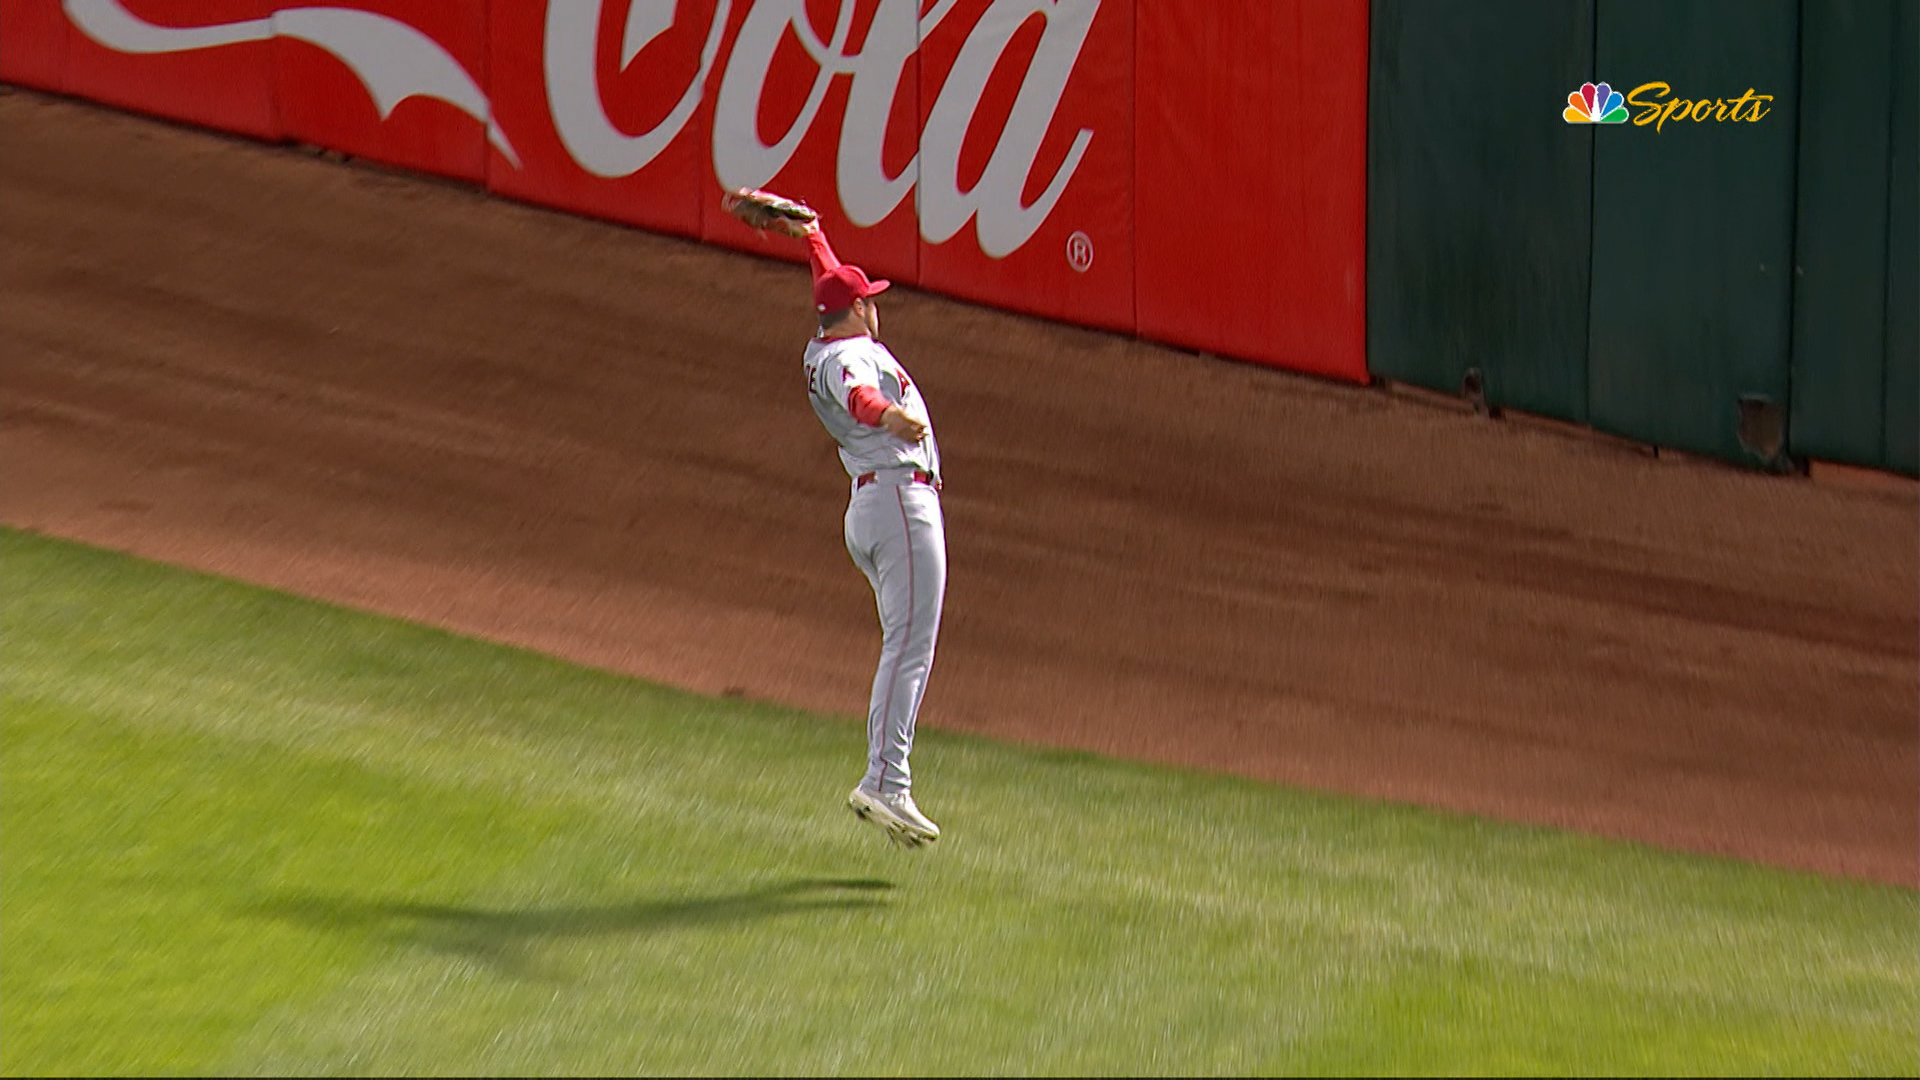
[3,91,1914,886]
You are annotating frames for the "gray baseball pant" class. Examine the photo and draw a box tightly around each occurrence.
[844,474,946,796]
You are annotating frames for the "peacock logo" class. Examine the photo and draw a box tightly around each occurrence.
[1564,82,1628,124]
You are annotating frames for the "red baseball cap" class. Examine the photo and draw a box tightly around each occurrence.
[814,264,890,314]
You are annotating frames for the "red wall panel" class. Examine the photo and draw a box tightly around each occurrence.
[61,0,280,139]
[27,1,1374,387]
[1,0,69,91]
[916,0,1133,332]
[1135,0,1370,382]
[484,0,721,238]
[696,0,921,288]
[273,0,491,182]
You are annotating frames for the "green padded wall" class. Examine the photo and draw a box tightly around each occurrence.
[1367,0,1595,419]
[1882,0,1918,475]
[1587,0,1800,464]
[1788,0,1895,467]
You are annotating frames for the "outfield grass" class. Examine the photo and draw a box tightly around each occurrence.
[1,527,1913,1076]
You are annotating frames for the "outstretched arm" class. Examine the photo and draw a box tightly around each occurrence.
[805,223,840,285]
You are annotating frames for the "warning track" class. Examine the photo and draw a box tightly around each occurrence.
[3,92,1913,885]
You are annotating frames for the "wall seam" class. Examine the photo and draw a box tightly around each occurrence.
[1780,0,1805,469]
[1582,0,1599,425]
[1878,0,1903,466]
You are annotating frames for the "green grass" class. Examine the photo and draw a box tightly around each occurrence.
[1,527,1913,1076]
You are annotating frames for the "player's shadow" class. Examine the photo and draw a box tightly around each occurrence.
[252,878,894,979]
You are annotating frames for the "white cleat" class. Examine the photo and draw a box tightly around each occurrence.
[848,786,940,848]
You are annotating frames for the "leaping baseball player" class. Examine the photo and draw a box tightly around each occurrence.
[724,189,945,849]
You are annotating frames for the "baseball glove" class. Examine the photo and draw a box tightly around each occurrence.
[721,188,817,237]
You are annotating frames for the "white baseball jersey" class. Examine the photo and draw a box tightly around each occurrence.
[803,334,941,479]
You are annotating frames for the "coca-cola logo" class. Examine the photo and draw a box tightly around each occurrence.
[64,0,1102,258]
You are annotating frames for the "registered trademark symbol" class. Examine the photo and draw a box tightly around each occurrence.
[1066,230,1093,273]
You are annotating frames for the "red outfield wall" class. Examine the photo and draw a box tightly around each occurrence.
[1,0,1369,382]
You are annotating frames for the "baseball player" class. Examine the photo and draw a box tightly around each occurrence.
[722,189,945,848]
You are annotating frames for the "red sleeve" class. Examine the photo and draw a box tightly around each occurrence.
[807,227,841,284]
[846,383,891,427]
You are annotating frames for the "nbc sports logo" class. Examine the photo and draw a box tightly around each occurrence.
[1565,82,1628,123]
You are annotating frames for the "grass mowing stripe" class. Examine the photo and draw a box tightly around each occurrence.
[2,528,1914,1075]
[0,703,569,1075]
